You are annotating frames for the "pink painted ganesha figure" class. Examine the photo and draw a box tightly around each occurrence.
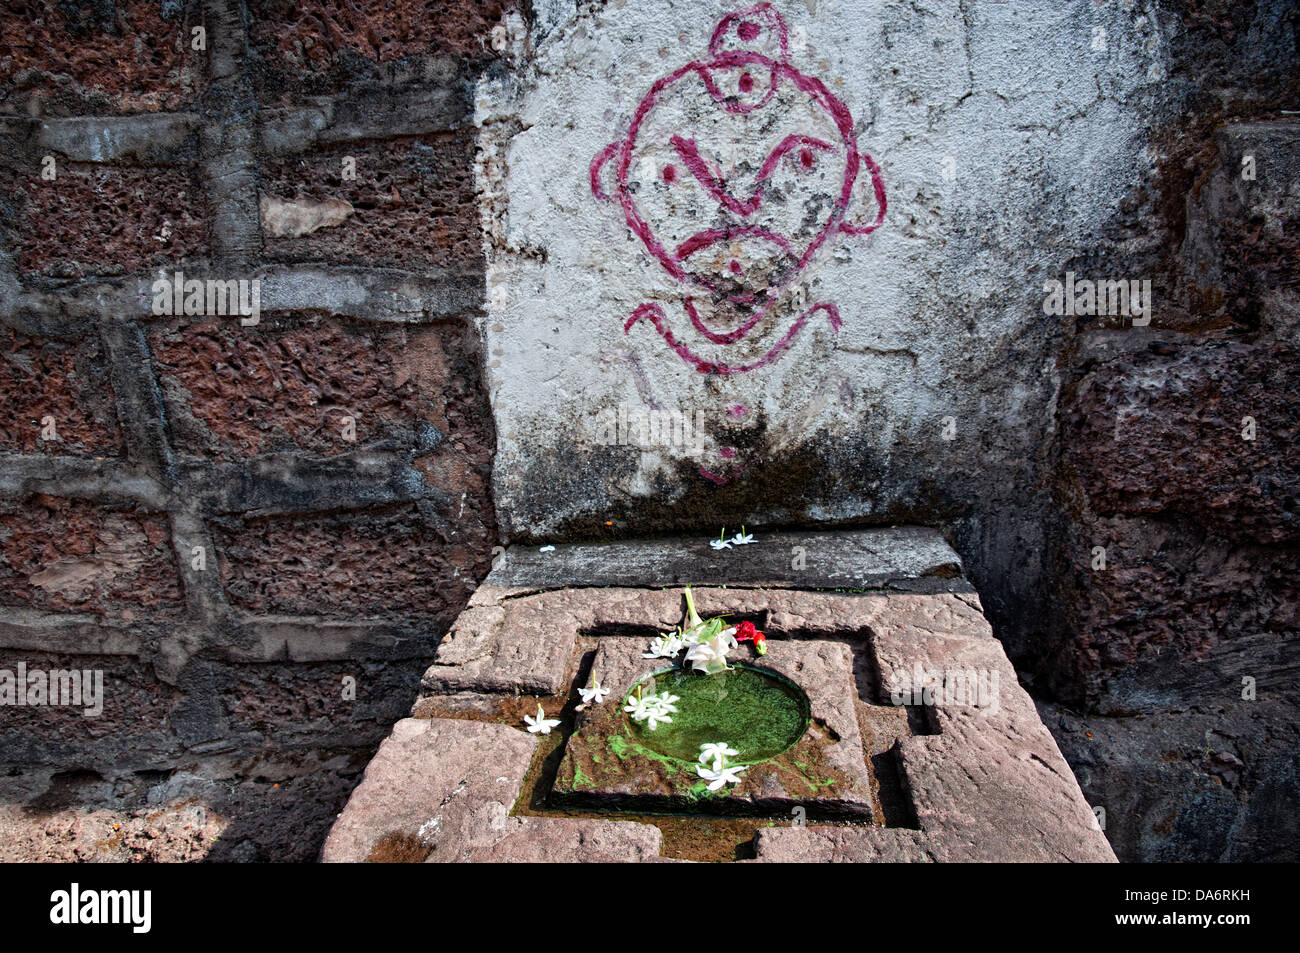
[591,3,887,375]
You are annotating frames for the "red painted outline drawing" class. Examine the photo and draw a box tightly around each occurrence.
[591,3,887,375]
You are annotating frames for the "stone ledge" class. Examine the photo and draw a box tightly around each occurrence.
[448,816,662,863]
[873,620,1114,862]
[414,585,994,708]
[485,526,965,591]
[752,815,1113,863]
[419,599,578,696]
[751,826,938,862]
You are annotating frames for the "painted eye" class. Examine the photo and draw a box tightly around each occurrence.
[738,72,754,93]
[662,164,678,184]
[797,148,816,171]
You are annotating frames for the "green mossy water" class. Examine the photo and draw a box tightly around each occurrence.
[628,665,810,765]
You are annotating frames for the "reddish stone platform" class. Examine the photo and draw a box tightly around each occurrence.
[323,528,1115,862]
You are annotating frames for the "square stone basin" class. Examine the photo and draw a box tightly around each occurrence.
[553,635,875,817]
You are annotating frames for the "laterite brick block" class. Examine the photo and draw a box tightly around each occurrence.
[214,504,491,623]
[0,0,202,116]
[0,329,124,456]
[259,133,481,273]
[8,164,206,278]
[0,496,183,617]
[249,0,516,101]
[150,318,461,460]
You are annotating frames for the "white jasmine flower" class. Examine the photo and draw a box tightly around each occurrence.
[729,530,754,545]
[684,629,738,675]
[709,538,732,550]
[643,633,685,658]
[642,692,678,730]
[625,690,678,730]
[577,681,609,705]
[642,706,674,731]
[523,704,560,735]
[624,695,652,721]
[698,742,739,767]
[696,762,747,791]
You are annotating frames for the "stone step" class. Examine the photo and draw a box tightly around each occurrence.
[484,525,966,591]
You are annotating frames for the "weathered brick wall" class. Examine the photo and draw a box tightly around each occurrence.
[0,0,511,860]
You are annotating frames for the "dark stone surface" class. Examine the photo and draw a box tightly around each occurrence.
[487,526,966,591]
[1040,698,1300,863]
[1041,107,1300,861]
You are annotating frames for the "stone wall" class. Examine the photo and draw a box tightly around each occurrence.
[0,0,509,860]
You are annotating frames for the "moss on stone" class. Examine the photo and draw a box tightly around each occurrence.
[627,665,810,764]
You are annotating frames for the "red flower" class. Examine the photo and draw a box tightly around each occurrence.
[735,622,768,656]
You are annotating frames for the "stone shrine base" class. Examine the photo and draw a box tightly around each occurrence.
[322,528,1115,863]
